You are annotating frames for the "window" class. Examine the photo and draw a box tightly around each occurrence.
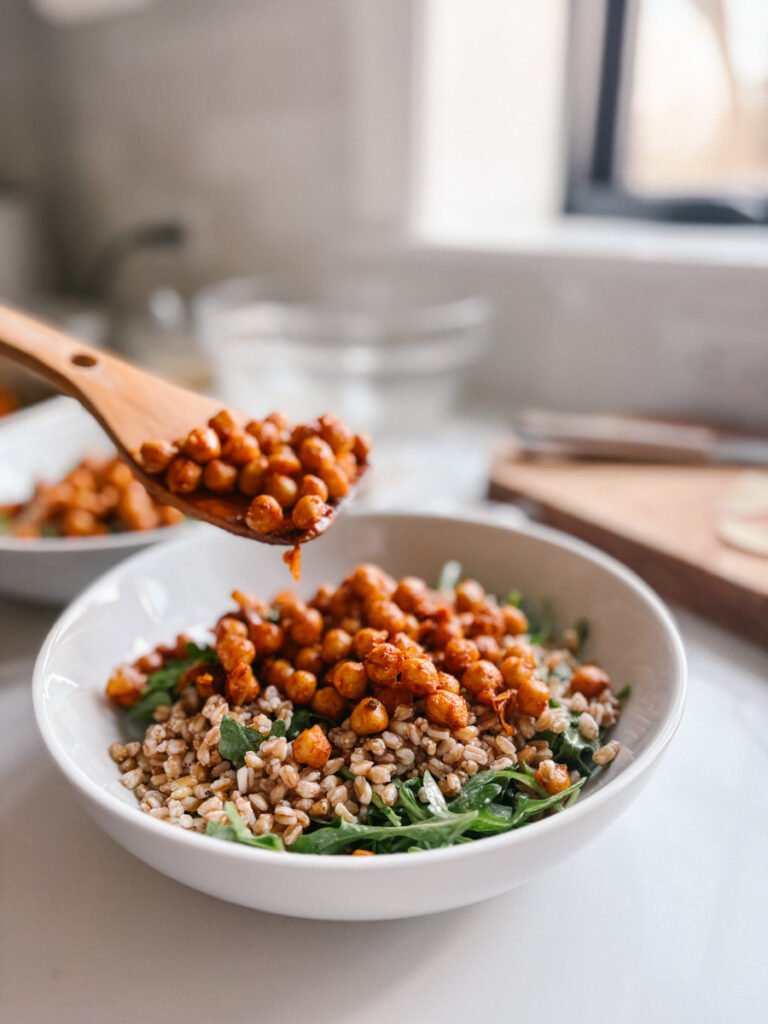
[568,0,768,223]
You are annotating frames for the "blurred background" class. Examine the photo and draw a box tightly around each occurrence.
[1,0,768,496]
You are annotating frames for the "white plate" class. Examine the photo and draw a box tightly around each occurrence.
[33,511,686,920]
[0,396,186,604]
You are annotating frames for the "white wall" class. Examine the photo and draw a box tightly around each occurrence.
[2,0,354,293]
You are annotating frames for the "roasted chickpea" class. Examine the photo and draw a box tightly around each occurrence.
[245,494,284,534]
[502,605,529,636]
[425,689,470,730]
[289,607,324,646]
[569,665,612,698]
[466,605,505,640]
[364,643,402,685]
[437,671,461,694]
[350,696,389,736]
[105,665,146,707]
[500,653,536,688]
[250,621,284,656]
[274,591,306,618]
[475,635,502,664]
[331,660,368,700]
[366,599,407,633]
[139,440,178,474]
[136,650,163,673]
[246,419,280,453]
[400,656,440,696]
[285,669,318,705]
[238,455,269,496]
[321,628,354,663]
[266,658,294,690]
[352,627,388,660]
[318,412,355,454]
[292,724,332,767]
[294,646,324,675]
[336,451,358,481]
[264,473,299,509]
[353,433,372,462]
[391,632,423,657]
[60,508,104,537]
[534,760,571,795]
[310,582,335,612]
[392,576,428,612]
[216,616,249,640]
[299,474,329,502]
[166,457,203,494]
[349,564,393,600]
[455,579,486,611]
[320,463,350,500]
[328,583,360,620]
[268,446,302,476]
[311,686,348,722]
[183,426,222,463]
[158,505,185,527]
[222,431,261,466]
[443,638,480,676]
[517,675,550,717]
[299,436,335,473]
[226,662,261,705]
[374,680,413,715]
[203,458,238,493]
[208,409,239,440]
[291,494,330,531]
[265,410,291,434]
[462,659,503,697]
[216,634,256,671]
[290,420,320,448]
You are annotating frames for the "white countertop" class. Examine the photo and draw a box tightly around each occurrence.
[2,586,767,1024]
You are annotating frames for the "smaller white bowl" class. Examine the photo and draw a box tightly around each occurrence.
[34,512,686,919]
[0,397,185,605]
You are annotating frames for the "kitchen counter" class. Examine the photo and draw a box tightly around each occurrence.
[2,585,767,1024]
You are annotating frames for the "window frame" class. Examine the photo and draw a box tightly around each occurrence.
[565,0,768,225]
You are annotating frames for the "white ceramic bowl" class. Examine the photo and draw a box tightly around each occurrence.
[0,396,186,604]
[33,512,686,920]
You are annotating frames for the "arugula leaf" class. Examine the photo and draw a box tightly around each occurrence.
[506,779,585,827]
[286,707,331,740]
[292,809,479,856]
[528,598,555,645]
[205,802,285,850]
[436,560,462,592]
[128,643,217,721]
[447,771,506,813]
[369,793,401,826]
[394,778,431,823]
[574,618,590,655]
[541,716,600,775]
[127,688,173,720]
[616,684,632,702]
[506,589,523,608]
[218,715,286,765]
[420,771,449,816]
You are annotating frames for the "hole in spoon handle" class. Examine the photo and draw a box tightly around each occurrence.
[71,352,98,368]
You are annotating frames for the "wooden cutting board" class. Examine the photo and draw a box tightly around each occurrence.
[489,450,768,648]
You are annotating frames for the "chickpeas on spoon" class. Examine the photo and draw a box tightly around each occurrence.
[0,303,370,551]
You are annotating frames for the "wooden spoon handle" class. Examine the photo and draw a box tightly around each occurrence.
[0,302,220,451]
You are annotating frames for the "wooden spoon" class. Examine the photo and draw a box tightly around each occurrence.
[0,303,363,545]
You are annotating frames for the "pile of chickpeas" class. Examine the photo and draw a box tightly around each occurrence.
[137,409,371,537]
[107,563,614,773]
[2,455,184,538]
